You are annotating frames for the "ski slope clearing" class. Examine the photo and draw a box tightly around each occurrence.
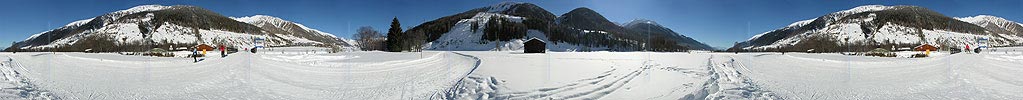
[0,48,479,99]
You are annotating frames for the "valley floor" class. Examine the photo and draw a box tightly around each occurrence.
[0,47,1021,99]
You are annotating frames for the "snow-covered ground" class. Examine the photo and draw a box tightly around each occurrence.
[0,47,1021,99]
[442,48,1022,99]
[440,51,785,99]
[440,51,725,99]
[0,47,479,99]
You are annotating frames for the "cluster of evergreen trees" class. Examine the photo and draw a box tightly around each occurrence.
[384,17,427,52]
[481,16,527,41]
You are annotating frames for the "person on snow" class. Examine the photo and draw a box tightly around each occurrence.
[219,45,226,58]
[192,48,199,63]
[965,44,971,53]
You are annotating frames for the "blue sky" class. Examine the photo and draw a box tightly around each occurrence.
[1,0,1020,49]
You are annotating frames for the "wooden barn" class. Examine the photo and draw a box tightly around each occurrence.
[524,38,546,53]
[195,44,214,51]
[914,44,937,51]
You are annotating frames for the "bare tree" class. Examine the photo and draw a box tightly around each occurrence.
[354,26,385,51]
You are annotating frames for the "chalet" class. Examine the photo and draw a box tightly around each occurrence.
[524,38,546,53]
[195,44,214,51]
[914,44,937,51]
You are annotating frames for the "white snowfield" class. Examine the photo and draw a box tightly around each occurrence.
[0,47,479,99]
[1,47,1022,99]
[442,48,1022,99]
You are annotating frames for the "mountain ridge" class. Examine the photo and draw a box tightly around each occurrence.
[5,5,355,52]
[729,5,1022,52]
[408,2,713,51]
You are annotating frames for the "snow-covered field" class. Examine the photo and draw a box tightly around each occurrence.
[0,46,1021,99]
[442,48,1022,99]
[0,47,479,99]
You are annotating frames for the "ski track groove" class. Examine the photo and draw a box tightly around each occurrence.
[1,56,58,100]
[437,52,483,99]
[694,55,781,100]
[442,55,663,100]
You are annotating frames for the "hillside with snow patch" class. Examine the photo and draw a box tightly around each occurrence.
[730,5,1023,52]
[409,2,710,52]
[5,5,355,52]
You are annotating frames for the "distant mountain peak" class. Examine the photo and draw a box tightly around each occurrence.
[840,5,895,13]
[557,7,615,29]
[957,15,1014,23]
[623,19,660,27]
[233,15,340,38]
[568,7,596,13]
[956,15,1023,37]
[486,1,528,13]
[232,15,290,26]
[120,5,174,13]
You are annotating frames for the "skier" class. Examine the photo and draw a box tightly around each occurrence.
[965,44,971,53]
[219,45,226,58]
[192,48,199,63]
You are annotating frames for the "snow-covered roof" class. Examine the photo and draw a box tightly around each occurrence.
[526,37,545,43]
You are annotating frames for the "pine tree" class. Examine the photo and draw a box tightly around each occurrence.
[386,17,403,52]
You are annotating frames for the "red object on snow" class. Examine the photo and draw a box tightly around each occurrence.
[219,45,226,51]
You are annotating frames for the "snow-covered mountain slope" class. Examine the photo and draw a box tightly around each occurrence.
[410,2,704,51]
[485,1,526,13]
[730,5,1022,52]
[427,13,593,51]
[427,13,525,51]
[232,15,354,46]
[5,5,354,52]
[623,19,714,50]
[957,15,1023,42]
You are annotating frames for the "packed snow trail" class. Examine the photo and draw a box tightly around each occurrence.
[434,52,482,99]
[690,55,780,100]
[0,50,480,99]
[723,52,1023,99]
[0,56,56,100]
